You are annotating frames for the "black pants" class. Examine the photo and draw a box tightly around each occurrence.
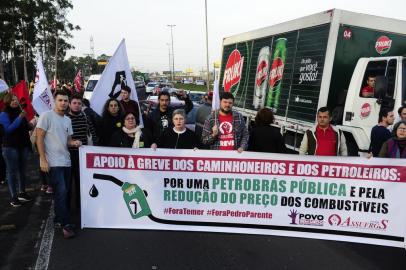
[68,150,81,210]
[0,146,6,182]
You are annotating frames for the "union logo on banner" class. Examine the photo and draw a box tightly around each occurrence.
[222,49,244,92]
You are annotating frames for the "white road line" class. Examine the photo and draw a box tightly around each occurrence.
[34,203,54,270]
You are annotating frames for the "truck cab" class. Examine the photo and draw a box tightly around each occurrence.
[339,56,406,153]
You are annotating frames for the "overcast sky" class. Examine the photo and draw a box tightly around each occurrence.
[66,0,406,73]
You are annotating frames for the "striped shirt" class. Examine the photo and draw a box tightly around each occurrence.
[67,111,98,151]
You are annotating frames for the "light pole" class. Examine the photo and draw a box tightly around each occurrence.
[167,24,176,82]
[166,43,171,78]
[204,0,210,92]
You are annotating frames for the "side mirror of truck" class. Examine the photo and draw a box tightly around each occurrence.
[374,76,388,102]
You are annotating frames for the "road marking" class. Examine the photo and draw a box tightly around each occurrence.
[34,203,54,270]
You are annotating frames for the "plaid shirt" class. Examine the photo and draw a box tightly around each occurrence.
[201,110,249,150]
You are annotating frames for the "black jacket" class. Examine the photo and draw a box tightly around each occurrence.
[97,114,122,146]
[248,125,287,153]
[157,128,199,149]
[147,96,193,141]
[110,128,152,148]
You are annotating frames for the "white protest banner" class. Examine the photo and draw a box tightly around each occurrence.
[0,79,9,93]
[89,39,141,123]
[80,146,406,248]
[32,54,54,114]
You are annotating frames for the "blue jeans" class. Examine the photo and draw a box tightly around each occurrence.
[49,167,71,226]
[2,147,29,199]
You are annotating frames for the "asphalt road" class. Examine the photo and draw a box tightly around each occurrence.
[1,153,406,270]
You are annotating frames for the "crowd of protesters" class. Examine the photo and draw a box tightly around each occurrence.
[0,79,405,240]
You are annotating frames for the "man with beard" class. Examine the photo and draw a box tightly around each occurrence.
[147,90,193,142]
[66,94,98,210]
[202,92,248,152]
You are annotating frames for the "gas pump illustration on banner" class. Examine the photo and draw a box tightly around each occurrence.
[93,174,151,219]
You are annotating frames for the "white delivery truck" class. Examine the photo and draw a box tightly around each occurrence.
[83,74,101,100]
[219,9,406,155]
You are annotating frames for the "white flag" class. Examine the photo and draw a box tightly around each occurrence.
[211,80,220,111]
[32,54,54,115]
[90,39,141,122]
[0,79,9,93]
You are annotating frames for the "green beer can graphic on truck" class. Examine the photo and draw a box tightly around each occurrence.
[266,38,287,111]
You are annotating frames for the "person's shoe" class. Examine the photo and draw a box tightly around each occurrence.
[54,222,62,229]
[46,186,53,194]
[40,185,48,191]
[17,192,33,202]
[63,225,75,239]
[10,197,22,207]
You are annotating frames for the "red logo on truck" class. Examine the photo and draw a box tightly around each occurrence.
[222,49,244,92]
[256,60,268,87]
[360,103,371,118]
[269,57,285,88]
[375,36,392,54]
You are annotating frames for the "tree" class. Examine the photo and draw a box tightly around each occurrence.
[0,0,80,84]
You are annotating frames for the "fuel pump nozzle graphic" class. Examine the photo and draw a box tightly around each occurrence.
[93,173,151,219]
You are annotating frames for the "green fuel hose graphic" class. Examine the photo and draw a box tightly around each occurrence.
[93,173,151,219]
[91,173,402,242]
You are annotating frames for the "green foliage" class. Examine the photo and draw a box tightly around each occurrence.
[173,83,207,92]
[0,0,80,83]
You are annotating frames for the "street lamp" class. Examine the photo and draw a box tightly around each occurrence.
[167,24,176,82]
[205,0,210,92]
[166,43,171,78]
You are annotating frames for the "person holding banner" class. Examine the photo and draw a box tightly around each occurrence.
[110,112,152,148]
[67,94,98,209]
[151,109,199,149]
[97,98,124,146]
[0,93,33,207]
[379,121,406,158]
[147,91,193,142]
[248,108,287,153]
[299,107,347,156]
[36,90,82,239]
[201,92,249,152]
[369,109,394,157]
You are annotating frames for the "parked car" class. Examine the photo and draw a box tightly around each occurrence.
[182,78,193,84]
[188,91,206,105]
[83,74,101,100]
[195,79,205,86]
[146,82,159,94]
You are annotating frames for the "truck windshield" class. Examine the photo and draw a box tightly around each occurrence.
[86,80,98,92]
[403,58,406,104]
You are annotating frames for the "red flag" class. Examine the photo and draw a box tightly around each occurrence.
[11,80,35,121]
[50,78,57,90]
[74,70,82,92]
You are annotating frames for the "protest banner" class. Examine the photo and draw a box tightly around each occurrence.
[80,146,406,248]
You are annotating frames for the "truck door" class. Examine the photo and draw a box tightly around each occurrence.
[403,58,406,106]
[345,58,397,131]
